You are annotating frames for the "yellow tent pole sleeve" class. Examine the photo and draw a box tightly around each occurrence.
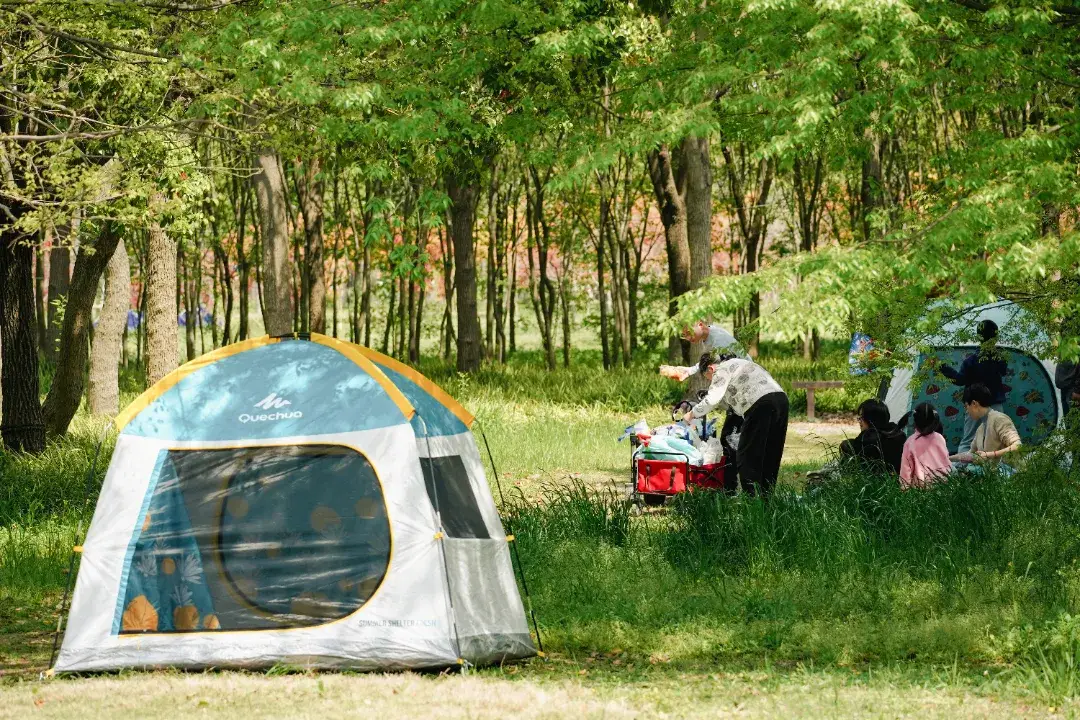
[348,342,475,428]
[311,334,416,421]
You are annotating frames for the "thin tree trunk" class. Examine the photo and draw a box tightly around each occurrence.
[447,169,482,373]
[42,223,121,436]
[251,152,295,336]
[439,222,454,361]
[597,185,611,370]
[410,279,425,364]
[382,273,396,354]
[181,242,196,361]
[485,163,498,358]
[559,271,571,368]
[147,196,178,385]
[508,246,517,354]
[397,273,407,358]
[330,172,343,339]
[88,237,129,416]
[295,158,326,333]
[0,211,45,452]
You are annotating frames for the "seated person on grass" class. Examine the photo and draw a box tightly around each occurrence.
[808,399,904,484]
[899,403,952,489]
[950,383,1021,470]
[840,399,906,475]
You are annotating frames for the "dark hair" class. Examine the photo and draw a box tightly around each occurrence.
[963,383,994,407]
[858,399,890,430]
[698,351,736,376]
[912,402,943,436]
[978,319,998,343]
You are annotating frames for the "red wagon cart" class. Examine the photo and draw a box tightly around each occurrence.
[630,444,727,507]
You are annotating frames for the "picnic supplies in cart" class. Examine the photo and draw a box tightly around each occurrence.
[628,413,726,507]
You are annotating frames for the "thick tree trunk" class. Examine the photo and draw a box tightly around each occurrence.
[647,146,692,363]
[295,158,326,333]
[0,215,45,452]
[35,232,47,357]
[88,236,130,416]
[252,152,295,336]
[448,170,482,373]
[683,136,713,290]
[42,223,121,436]
[147,201,178,385]
[683,136,712,387]
[46,221,73,364]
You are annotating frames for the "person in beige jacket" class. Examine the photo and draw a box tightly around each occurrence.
[950,383,1022,466]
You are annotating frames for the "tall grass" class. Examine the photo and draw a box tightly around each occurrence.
[506,440,1080,674]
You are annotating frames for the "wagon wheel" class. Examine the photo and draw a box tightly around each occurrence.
[642,493,666,507]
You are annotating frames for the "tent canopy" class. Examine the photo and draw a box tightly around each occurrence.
[885,300,1061,452]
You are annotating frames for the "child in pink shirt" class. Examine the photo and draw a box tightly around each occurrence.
[900,403,953,489]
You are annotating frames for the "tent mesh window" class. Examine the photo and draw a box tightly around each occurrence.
[115,445,391,634]
[913,348,1058,452]
[420,455,490,539]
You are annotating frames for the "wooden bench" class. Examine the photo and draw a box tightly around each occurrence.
[791,381,846,421]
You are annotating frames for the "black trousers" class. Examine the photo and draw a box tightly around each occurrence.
[735,392,789,497]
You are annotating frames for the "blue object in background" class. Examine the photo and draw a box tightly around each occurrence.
[849,333,873,376]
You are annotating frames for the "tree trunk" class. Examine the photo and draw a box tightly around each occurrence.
[596,187,611,370]
[559,271,571,368]
[508,245,517,354]
[42,223,121,436]
[525,168,557,371]
[683,136,713,290]
[252,152,295,336]
[0,214,45,452]
[646,145,692,363]
[382,273,396,354]
[147,198,178,385]
[46,220,74,364]
[88,236,130,416]
[448,169,482,373]
[409,279,425,364]
[439,222,455,361]
[295,158,326,333]
[722,146,775,357]
[35,231,47,358]
[180,242,196,361]
[683,135,712,383]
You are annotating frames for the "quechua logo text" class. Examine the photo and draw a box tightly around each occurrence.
[239,393,303,423]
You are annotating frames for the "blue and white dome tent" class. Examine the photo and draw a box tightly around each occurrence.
[884,299,1062,453]
[51,334,537,673]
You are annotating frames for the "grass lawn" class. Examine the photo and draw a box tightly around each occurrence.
[3,346,1079,717]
